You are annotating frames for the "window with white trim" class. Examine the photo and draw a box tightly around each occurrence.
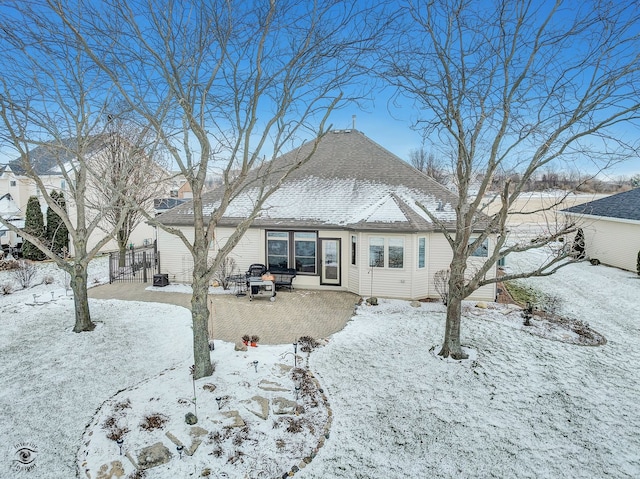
[369,236,405,269]
[388,238,404,268]
[418,237,426,268]
[469,237,489,257]
[369,237,384,267]
[351,235,357,266]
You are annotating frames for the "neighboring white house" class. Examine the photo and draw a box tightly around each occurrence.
[155,129,498,301]
[0,137,168,256]
[0,193,24,255]
[562,188,640,272]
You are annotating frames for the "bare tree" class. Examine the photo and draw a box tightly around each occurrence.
[87,116,167,266]
[382,0,640,358]
[409,147,448,184]
[0,6,136,332]
[51,0,381,378]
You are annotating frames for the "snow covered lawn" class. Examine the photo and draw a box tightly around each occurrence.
[1,252,639,478]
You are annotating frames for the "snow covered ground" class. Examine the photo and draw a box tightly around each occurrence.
[1,250,639,478]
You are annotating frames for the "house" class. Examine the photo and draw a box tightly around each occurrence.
[562,188,640,272]
[155,130,497,301]
[0,193,24,255]
[0,137,169,256]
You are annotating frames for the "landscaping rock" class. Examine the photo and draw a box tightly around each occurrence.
[185,412,198,425]
[366,297,378,306]
[258,379,289,392]
[96,461,125,479]
[135,442,172,470]
[475,301,488,309]
[219,410,245,428]
[275,363,293,375]
[165,431,184,448]
[241,395,269,420]
[272,397,298,415]
[234,341,247,352]
[190,426,208,438]
[410,301,421,308]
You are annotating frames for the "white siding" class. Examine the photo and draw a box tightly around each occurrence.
[427,233,452,297]
[427,233,496,302]
[157,225,495,300]
[157,227,194,283]
[214,227,263,274]
[578,217,640,272]
[356,232,416,299]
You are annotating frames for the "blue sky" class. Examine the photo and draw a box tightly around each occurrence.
[1,0,639,181]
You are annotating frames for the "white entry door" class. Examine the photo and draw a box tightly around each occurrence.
[320,238,340,285]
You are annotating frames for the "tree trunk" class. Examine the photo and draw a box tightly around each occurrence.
[438,257,468,359]
[71,263,95,332]
[438,295,468,359]
[191,271,213,379]
[117,229,127,267]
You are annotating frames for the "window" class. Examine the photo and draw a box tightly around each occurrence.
[369,236,406,269]
[369,237,385,267]
[418,237,426,268]
[470,237,489,257]
[351,235,357,266]
[267,231,317,274]
[9,180,16,187]
[388,238,404,268]
[294,232,316,273]
[267,231,289,269]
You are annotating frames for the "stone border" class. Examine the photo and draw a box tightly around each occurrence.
[281,371,332,477]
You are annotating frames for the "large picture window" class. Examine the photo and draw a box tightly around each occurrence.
[267,231,317,274]
[369,236,404,268]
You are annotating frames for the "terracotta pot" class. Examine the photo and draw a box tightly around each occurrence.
[250,341,258,347]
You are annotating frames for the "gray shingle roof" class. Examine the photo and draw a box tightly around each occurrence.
[562,188,640,222]
[8,136,106,175]
[158,129,487,232]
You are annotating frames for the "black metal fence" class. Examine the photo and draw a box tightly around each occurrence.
[108,246,160,283]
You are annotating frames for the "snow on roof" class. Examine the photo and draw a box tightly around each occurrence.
[159,130,482,232]
[0,193,21,218]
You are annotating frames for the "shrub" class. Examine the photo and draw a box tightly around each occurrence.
[434,269,450,305]
[538,294,563,315]
[571,228,586,259]
[1,281,14,295]
[22,196,46,261]
[13,260,37,289]
[298,336,320,353]
[0,259,19,271]
[213,256,237,290]
[46,190,69,256]
[139,413,169,432]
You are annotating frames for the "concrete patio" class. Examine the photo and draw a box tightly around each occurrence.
[88,282,360,344]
